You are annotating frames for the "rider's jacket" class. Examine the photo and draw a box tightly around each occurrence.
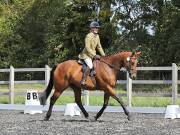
[79,32,105,59]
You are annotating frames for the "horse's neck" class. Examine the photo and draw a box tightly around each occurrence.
[103,54,123,69]
[109,52,131,68]
[101,55,123,76]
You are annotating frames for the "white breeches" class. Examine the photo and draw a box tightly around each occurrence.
[84,58,93,69]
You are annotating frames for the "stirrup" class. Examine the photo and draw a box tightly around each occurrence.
[90,69,96,77]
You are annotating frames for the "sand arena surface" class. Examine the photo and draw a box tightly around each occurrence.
[0,110,180,135]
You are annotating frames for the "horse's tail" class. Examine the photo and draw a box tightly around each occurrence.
[39,65,57,105]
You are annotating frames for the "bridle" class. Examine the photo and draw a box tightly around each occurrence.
[99,56,136,74]
[126,56,137,75]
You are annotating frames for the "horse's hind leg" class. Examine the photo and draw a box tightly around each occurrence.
[44,90,62,121]
[94,93,110,120]
[72,86,89,118]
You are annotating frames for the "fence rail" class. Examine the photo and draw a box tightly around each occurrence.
[0,64,179,106]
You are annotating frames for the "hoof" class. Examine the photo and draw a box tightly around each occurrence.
[88,116,97,122]
[84,114,89,119]
[85,117,89,120]
[44,117,50,121]
[94,116,98,121]
[127,114,132,121]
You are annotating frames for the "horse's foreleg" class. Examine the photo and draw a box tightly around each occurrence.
[94,93,110,120]
[44,90,61,121]
[106,86,131,120]
[113,95,131,120]
[73,89,89,118]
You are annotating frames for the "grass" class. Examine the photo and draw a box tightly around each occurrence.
[89,96,179,107]
[1,95,179,107]
[0,95,26,104]
[132,97,172,107]
[1,83,180,107]
[0,84,46,92]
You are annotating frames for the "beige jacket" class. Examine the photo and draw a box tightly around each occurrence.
[79,32,105,59]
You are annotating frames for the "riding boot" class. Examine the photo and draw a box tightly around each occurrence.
[80,66,90,86]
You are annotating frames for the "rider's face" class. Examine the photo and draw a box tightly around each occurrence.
[91,27,99,34]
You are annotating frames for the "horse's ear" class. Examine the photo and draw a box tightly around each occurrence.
[131,51,135,56]
[135,52,141,56]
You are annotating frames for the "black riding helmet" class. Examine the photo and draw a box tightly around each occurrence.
[90,21,100,28]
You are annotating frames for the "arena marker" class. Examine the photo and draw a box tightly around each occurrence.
[165,105,179,119]
[64,103,81,117]
[24,90,43,114]
[176,108,180,118]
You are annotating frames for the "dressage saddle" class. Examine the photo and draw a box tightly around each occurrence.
[77,59,97,87]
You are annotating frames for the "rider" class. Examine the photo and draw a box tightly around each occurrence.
[78,21,105,86]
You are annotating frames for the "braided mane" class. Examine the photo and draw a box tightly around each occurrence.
[102,50,131,58]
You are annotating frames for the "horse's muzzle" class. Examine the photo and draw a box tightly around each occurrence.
[129,70,137,79]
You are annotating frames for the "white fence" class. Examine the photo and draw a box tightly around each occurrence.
[0,63,179,107]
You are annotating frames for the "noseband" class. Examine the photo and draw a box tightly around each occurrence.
[126,56,137,75]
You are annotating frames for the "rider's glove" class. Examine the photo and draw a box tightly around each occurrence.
[95,55,101,60]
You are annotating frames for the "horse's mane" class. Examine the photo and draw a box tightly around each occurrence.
[102,50,131,59]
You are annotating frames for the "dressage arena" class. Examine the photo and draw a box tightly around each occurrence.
[0,110,180,135]
[0,65,179,134]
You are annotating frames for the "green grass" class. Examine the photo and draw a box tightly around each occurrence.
[0,95,26,104]
[89,96,176,107]
[132,97,172,107]
[0,95,74,105]
[0,84,46,92]
[55,96,75,105]
[1,95,179,107]
[0,83,179,107]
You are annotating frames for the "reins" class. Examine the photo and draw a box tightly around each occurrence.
[99,59,121,71]
[99,57,132,74]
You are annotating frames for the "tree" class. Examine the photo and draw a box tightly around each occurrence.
[62,0,117,58]
[172,0,180,8]
[1,0,67,67]
[0,0,180,68]
[153,1,180,66]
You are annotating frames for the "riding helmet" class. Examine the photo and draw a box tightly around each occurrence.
[90,21,100,28]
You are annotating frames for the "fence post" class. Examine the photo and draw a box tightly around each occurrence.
[126,72,132,107]
[45,65,51,87]
[172,63,178,105]
[83,90,89,106]
[9,66,14,104]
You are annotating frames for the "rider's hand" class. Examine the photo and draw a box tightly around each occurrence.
[95,55,101,60]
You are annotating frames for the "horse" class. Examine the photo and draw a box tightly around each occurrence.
[40,51,141,121]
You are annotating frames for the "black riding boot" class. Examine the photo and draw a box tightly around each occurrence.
[90,67,96,77]
[80,66,90,86]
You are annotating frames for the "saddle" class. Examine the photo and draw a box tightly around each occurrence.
[77,59,97,87]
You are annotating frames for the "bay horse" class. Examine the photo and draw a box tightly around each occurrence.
[40,51,141,121]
